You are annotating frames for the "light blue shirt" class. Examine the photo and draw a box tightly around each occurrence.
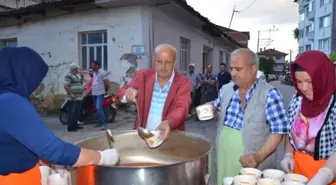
[146,71,175,130]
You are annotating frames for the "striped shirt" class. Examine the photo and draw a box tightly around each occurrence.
[64,72,84,100]
[92,69,107,96]
[146,71,175,130]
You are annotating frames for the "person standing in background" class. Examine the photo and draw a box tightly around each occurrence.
[217,63,232,91]
[78,68,94,125]
[64,64,84,132]
[199,64,217,104]
[187,63,197,114]
[91,61,109,130]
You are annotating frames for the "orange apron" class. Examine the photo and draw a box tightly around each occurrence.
[0,164,41,185]
[76,165,96,185]
[294,151,336,185]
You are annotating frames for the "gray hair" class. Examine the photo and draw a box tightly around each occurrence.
[154,44,177,60]
[69,63,79,70]
[230,48,259,67]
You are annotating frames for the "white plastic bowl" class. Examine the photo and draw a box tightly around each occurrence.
[233,175,257,185]
[223,177,234,185]
[240,168,262,178]
[282,181,305,185]
[262,169,285,181]
[196,104,214,121]
[145,130,163,148]
[257,178,281,185]
[284,173,308,184]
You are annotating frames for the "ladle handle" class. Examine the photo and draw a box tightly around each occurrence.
[135,100,142,127]
[106,129,114,149]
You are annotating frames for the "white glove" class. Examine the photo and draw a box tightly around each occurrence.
[280,152,295,173]
[307,168,334,185]
[98,148,119,166]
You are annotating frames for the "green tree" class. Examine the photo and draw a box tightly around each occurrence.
[293,28,299,41]
[259,57,275,74]
[330,52,336,62]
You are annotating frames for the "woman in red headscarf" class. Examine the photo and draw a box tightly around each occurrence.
[280,50,336,185]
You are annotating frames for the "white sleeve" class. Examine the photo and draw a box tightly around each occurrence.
[121,95,128,103]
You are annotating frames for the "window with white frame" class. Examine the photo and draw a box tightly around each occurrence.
[320,0,330,6]
[305,44,312,51]
[318,38,330,51]
[0,38,18,48]
[308,1,313,11]
[80,31,108,70]
[299,29,304,38]
[275,56,282,60]
[319,15,331,28]
[300,12,305,21]
[299,46,304,53]
[179,37,190,71]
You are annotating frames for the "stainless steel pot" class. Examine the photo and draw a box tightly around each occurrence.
[70,130,212,185]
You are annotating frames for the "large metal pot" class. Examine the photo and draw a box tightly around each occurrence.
[70,130,212,185]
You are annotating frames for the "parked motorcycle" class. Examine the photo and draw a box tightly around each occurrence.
[59,95,117,125]
[281,72,293,86]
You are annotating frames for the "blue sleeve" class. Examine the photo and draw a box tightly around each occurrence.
[0,93,81,166]
[265,88,289,134]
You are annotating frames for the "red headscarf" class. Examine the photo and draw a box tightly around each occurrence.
[290,50,335,118]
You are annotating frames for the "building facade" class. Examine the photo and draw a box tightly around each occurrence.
[257,48,288,74]
[0,0,243,108]
[296,0,335,54]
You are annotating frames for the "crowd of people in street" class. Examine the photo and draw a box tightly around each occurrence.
[0,44,335,185]
[186,62,232,116]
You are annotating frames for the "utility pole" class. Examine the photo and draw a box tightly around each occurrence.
[256,26,278,52]
[228,5,238,28]
[256,31,260,53]
[289,49,293,63]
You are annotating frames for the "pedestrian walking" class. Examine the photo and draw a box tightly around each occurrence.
[91,60,109,130]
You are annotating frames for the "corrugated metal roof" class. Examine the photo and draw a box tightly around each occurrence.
[0,0,94,17]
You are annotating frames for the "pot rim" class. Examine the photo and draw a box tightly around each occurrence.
[73,130,213,168]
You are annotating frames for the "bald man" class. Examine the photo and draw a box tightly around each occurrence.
[117,44,192,140]
[204,48,289,184]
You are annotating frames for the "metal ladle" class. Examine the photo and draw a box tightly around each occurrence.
[134,99,155,139]
[138,126,155,139]
[105,129,114,149]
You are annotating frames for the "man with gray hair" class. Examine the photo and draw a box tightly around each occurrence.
[117,44,192,140]
[203,48,289,184]
[64,63,84,132]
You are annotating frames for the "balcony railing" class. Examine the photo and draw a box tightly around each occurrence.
[307,31,314,40]
[307,11,315,19]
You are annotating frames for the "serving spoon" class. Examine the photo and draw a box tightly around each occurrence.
[137,127,155,139]
[105,129,114,149]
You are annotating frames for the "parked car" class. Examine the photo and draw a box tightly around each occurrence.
[257,70,266,81]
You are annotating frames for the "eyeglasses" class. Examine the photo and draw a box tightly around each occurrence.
[155,60,174,66]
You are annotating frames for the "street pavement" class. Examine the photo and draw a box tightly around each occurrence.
[42,80,295,184]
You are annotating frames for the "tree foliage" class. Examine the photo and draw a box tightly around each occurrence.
[293,28,299,41]
[259,57,275,74]
[330,52,336,62]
